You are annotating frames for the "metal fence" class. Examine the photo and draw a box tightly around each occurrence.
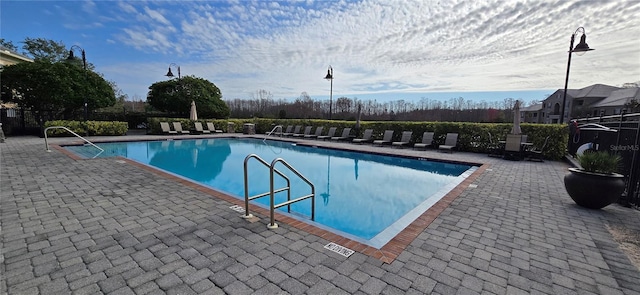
[0,108,151,135]
[575,112,640,208]
[0,108,56,136]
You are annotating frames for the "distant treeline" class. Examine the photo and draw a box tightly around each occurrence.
[224,91,537,123]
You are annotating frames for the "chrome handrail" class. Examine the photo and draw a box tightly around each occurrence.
[243,154,290,219]
[269,158,315,228]
[44,126,104,158]
[242,154,315,229]
[265,125,283,139]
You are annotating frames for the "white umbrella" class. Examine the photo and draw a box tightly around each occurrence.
[511,100,521,134]
[189,100,198,121]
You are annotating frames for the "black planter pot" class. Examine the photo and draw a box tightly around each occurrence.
[564,168,625,209]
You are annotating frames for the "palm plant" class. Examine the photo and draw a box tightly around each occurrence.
[577,151,622,174]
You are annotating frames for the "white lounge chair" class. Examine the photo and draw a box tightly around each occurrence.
[172,122,190,134]
[160,122,177,134]
[194,122,209,134]
[206,122,223,133]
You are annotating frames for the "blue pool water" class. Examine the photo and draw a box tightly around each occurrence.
[66,138,475,247]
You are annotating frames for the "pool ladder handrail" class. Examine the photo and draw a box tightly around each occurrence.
[264,125,283,139]
[243,154,315,229]
[44,126,104,158]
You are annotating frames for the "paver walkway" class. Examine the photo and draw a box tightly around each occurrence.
[1,135,639,294]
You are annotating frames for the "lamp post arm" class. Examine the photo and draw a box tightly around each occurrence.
[560,33,576,124]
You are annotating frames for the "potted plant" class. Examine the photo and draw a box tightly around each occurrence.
[564,151,625,209]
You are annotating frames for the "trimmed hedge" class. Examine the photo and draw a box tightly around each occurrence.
[44,120,128,136]
[149,118,568,160]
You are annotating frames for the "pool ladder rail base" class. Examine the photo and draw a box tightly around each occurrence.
[243,154,315,229]
[265,125,283,138]
[44,126,104,158]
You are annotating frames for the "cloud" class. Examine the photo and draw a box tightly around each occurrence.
[95,0,640,100]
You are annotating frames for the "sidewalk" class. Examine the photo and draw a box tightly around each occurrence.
[2,135,639,294]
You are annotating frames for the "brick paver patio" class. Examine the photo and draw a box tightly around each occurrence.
[2,134,639,294]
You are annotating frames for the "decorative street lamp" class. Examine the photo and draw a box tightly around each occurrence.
[560,27,594,124]
[165,63,181,79]
[324,65,333,120]
[66,45,88,135]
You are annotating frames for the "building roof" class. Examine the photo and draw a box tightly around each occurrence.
[575,84,621,98]
[521,103,543,112]
[0,46,33,66]
[591,87,640,108]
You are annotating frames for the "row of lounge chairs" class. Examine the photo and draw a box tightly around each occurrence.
[277,125,353,141]
[270,125,459,152]
[160,122,223,135]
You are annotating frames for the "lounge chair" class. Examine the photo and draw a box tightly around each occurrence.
[284,125,302,137]
[194,122,209,134]
[305,126,324,139]
[503,134,523,160]
[160,122,177,134]
[293,126,312,137]
[438,133,458,152]
[282,125,294,135]
[206,122,223,133]
[173,122,190,134]
[391,131,413,148]
[413,131,434,149]
[352,129,373,144]
[331,128,352,141]
[526,136,549,162]
[317,127,336,140]
[373,130,394,146]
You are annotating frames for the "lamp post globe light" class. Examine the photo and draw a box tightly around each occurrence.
[560,27,594,124]
[166,63,181,79]
[324,65,333,120]
[66,45,88,134]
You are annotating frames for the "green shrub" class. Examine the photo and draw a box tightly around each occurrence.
[44,120,128,136]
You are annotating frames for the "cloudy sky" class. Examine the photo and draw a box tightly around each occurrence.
[2,0,639,104]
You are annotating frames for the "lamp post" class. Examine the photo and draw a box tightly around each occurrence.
[165,63,181,79]
[66,46,88,135]
[324,65,333,120]
[560,27,594,124]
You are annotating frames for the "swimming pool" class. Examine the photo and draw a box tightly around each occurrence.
[65,138,476,248]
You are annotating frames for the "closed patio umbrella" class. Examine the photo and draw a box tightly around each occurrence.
[189,101,198,121]
[355,103,362,132]
[511,100,521,134]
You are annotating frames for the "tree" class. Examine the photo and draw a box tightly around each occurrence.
[0,60,115,121]
[21,37,68,63]
[0,38,19,51]
[625,99,640,113]
[147,76,230,118]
